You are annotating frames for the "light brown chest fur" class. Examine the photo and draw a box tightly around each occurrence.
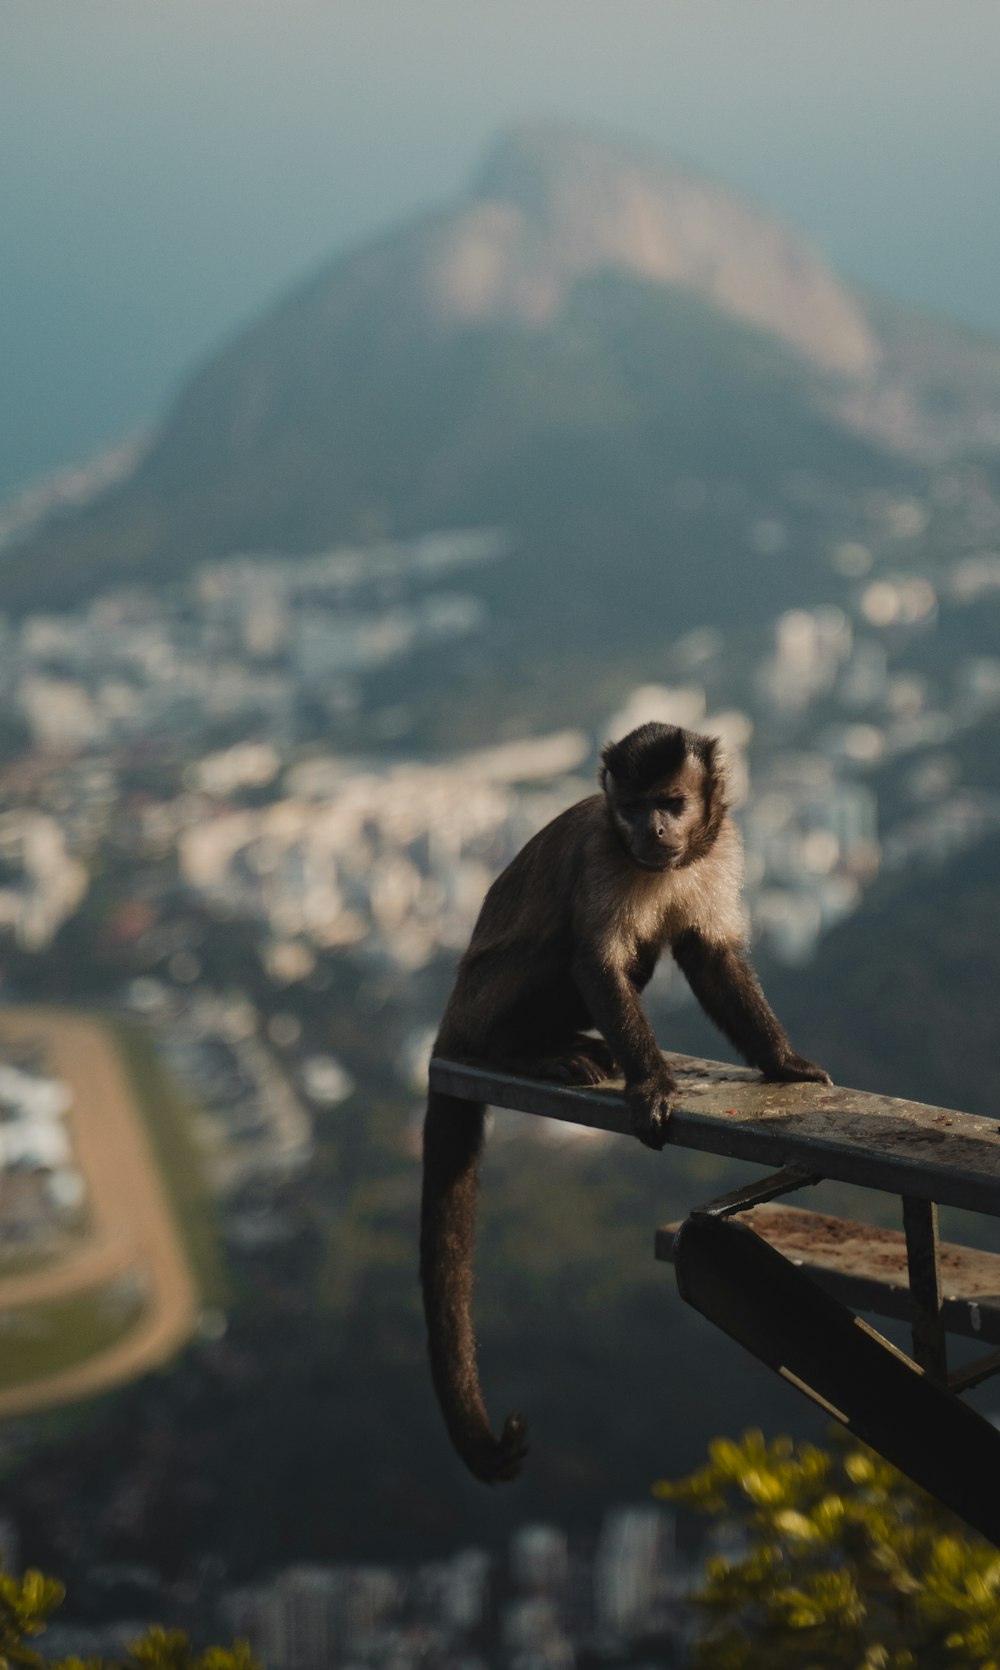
[580,813,747,954]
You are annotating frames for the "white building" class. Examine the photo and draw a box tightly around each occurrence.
[594,1506,673,1636]
[0,1060,78,1182]
[0,812,89,950]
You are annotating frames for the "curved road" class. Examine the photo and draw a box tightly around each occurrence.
[0,1009,200,1419]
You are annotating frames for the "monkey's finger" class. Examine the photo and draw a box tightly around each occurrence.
[625,1091,674,1150]
[766,1059,832,1085]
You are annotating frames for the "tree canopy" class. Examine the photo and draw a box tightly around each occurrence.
[0,1564,255,1670]
[657,1429,1000,1670]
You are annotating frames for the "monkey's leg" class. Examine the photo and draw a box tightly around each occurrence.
[672,930,830,1083]
[570,957,676,1148]
[487,1045,611,1086]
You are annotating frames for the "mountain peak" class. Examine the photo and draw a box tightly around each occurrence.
[420,120,878,376]
[468,120,692,214]
[2,120,903,613]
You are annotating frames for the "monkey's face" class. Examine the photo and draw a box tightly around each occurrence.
[606,755,710,872]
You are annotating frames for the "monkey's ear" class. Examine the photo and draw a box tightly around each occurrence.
[598,740,616,792]
[697,734,728,798]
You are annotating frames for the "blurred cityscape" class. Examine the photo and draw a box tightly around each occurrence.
[4,454,1000,1270]
[35,1503,712,1670]
[222,1505,695,1670]
[1,484,999,982]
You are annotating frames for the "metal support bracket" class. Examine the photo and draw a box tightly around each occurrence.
[950,1350,1000,1395]
[690,1166,820,1219]
[672,1210,1000,1545]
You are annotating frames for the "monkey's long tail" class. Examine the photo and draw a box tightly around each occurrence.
[420,1089,528,1484]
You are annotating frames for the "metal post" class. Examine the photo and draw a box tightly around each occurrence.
[902,1196,947,1383]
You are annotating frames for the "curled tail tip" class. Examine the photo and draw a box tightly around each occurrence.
[473,1413,529,1485]
[500,1412,530,1478]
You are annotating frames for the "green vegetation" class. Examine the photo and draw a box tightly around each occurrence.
[0,1283,143,1391]
[660,1430,1000,1668]
[0,1559,255,1670]
[0,1247,63,1279]
[113,1023,229,1307]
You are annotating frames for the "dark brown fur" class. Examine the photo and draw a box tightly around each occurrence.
[420,722,828,1483]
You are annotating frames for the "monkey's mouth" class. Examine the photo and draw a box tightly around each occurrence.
[634,851,678,872]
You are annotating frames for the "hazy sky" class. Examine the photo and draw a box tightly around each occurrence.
[3,0,1000,498]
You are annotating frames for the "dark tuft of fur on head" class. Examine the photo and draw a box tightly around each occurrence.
[600,722,718,792]
[600,723,728,862]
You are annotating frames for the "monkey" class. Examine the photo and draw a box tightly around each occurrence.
[420,721,829,1484]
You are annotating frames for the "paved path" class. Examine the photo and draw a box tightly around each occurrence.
[0,1010,200,1418]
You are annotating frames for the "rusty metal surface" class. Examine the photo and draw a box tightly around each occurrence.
[430,1053,1000,1217]
[656,1203,1000,1346]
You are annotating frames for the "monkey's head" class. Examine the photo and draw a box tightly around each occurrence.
[600,722,727,871]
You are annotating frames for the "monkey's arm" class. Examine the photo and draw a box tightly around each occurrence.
[672,929,830,1083]
[570,952,676,1148]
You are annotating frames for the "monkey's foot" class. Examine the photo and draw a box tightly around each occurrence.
[761,1053,832,1086]
[625,1071,677,1150]
[534,1050,614,1087]
[570,1033,618,1078]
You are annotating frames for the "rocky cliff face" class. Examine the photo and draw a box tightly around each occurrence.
[422,124,879,377]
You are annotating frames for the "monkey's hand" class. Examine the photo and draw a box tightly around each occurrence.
[761,1052,832,1086]
[625,1065,677,1151]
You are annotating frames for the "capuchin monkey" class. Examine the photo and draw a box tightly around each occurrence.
[421,721,829,1484]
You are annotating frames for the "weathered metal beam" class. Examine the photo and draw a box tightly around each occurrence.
[430,1054,1000,1218]
[657,1204,1000,1347]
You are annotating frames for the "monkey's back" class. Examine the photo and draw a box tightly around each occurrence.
[435,796,603,1059]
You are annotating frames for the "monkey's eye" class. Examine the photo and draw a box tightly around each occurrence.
[655,797,686,815]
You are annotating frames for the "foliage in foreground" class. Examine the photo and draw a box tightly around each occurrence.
[0,1565,256,1670]
[656,1429,1000,1670]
